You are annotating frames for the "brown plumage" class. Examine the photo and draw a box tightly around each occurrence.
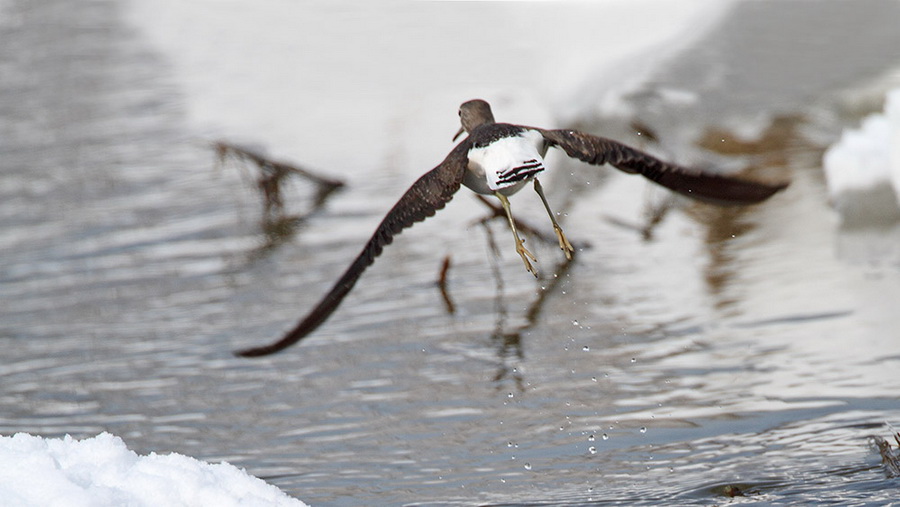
[236,142,470,357]
[235,99,787,357]
[536,129,786,205]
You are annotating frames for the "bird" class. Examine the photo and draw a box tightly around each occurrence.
[235,99,787,357]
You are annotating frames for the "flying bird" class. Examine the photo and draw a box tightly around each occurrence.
[235,99,787,357]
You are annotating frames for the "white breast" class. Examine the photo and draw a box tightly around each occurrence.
[465,129,547,195]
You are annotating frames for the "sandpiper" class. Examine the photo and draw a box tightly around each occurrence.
[235,99,787,357]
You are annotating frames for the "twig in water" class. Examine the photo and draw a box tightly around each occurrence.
[211,140,346,253]
[436,255,455,314]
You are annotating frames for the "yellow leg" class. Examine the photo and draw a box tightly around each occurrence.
[533,179,574,259]
[494,192,538,277]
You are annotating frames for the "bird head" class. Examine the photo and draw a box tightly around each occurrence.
[453,99,496,141]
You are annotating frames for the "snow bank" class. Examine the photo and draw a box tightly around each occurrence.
[823,89,900,226]
[0,433,306,507]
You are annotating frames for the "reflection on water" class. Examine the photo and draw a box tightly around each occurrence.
[3,0,900,505]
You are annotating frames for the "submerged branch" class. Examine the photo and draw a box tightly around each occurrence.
[211,140,346,253]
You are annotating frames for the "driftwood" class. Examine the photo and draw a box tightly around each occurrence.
[213,140,344,216]
[874,431,900,478]
[212,141,345,252]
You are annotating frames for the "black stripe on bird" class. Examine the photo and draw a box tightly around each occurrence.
[235,99,788,357]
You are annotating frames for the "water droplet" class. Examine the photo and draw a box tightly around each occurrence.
[572,320,579,326]
[588,446,597,454]
[588,434,595,442]
[591,376,597,382]
[640,427,647,434]
[507,392,514,398]
[582,345,590,351]
[524,463,532,470]
[601,434,609,440]
[630,358,636,363]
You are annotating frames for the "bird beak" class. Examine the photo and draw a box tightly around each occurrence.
[452,126,466,141]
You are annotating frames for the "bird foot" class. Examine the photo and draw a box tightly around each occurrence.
[516,240,538,277]
[554,225,575,260]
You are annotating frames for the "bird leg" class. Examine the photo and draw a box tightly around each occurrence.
[533,179,574,260]
[494,192,538,277]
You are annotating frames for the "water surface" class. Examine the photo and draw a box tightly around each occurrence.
[3,1,900,505]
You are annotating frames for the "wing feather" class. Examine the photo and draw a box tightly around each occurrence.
[538,129,788,205]
[235,142,470,357]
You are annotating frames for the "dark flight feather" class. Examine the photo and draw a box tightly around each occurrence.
[537,128,788,205]
[234,141,471,357]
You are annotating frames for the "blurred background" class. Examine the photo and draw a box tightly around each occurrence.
[3,0,900,505]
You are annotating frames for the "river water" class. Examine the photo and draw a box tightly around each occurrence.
[3,0,900,505]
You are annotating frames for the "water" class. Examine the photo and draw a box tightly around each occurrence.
[3,0,900,505]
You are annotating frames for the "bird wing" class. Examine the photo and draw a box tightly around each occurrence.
[537,128,788,205]
[235,141,471,357]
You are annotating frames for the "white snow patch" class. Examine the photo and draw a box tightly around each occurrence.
[0,433,306,507]
[823,88,900,226]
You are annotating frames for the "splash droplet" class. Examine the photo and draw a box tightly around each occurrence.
[524,463,532,470]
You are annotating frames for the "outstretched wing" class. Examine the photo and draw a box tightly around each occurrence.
[538,129,788,205]
[235,141,471,357]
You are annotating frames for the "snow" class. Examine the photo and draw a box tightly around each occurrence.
[122,0,727,177]
[823,89,900,226]
[0,433,306,507]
